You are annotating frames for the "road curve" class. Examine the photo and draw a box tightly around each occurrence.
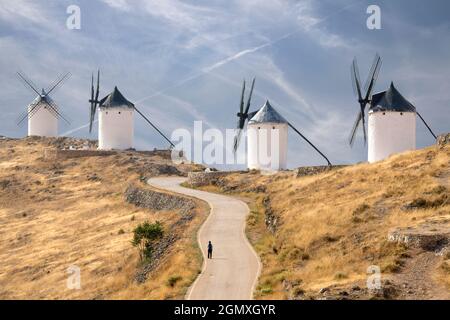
[147,177,261,300]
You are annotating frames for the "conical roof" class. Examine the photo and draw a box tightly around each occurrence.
[29,93,57,109]
[99,87,134,109]
[249,100,287,124]
[370,82,416,113]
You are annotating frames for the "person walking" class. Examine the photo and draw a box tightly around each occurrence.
[207,241,213,259]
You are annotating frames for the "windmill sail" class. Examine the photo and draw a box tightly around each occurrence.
[233,78,256,153]
[349,54,382,146]
[16,70,71,127]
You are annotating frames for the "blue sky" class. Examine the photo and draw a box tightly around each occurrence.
[0,0,449,168]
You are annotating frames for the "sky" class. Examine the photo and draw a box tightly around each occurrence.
[0,0,449,169]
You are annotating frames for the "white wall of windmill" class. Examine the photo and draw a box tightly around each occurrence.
[98,106,134,150]
[368,110,416,163]
[28,103,58,137]
[247,122,288,171]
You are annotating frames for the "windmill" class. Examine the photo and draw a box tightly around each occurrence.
[350,54,437,163]
[88,70,174,150]
[16,70,71,137]
[233,78,331,170]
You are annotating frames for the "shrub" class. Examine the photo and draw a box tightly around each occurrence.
[132,221,163,261]
[334,272,347,280]
[353,203,370,215]
[260,286,273,295]
[118,229,125,235]
[167,275,182,287]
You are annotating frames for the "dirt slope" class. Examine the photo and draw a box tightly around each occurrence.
[0,136,205,299]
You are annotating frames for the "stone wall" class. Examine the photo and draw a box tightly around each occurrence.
[437,133,450,149]
[388,223,450,251]
[43,148,172,161]
[50,149,117,160]
[125,185,195,214]
[295,165,347,178]
[263,196,280,234]
[187,171,231,187]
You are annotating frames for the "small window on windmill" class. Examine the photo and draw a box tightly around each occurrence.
[118,111,121,114]
[106,111,108,115]
[272,126,275,130]
[382,112,385,115]
[258,127,261,130]
[400,112,403,116]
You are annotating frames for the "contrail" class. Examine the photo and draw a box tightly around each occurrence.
[202,42,272,73]
[135,31,296,105]
[61,120,97,136]
[134,0,364,105]
[62,0,364,137]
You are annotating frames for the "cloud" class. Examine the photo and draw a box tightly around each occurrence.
[0,0,50,26]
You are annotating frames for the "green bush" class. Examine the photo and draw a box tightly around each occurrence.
[132,221,164,261]
[167,275,182,287]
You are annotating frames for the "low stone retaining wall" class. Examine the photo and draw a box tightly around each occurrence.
[43,148,172,160]
[295,165,346,178]
[125,185,195,214]
[187,171,231,187]
[388,224,450,251]
[437,133,450,149]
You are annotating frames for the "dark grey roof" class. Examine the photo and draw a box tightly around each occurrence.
[99,87,134,109]
[370,82,416,113]
[29,94,57,109]
[249,100,287,124]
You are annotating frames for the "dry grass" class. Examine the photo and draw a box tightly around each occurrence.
[0,137,205,299]
[202,145,450,299]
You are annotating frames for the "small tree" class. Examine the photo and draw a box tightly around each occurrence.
[132,221,164,261]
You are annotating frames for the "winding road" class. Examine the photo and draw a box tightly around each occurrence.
[147,177,261,300]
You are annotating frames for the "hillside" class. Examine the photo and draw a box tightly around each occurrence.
[0,136,206,299]
[193,138,450,299]
[1,135,448,300]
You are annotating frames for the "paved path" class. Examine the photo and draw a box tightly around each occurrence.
[148,177,261,300]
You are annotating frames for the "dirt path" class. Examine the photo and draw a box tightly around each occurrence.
[392,249,449,300]
[147,177,261,300]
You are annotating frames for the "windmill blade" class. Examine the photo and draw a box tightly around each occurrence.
[416,111,437,139]
[243,77,255,115]
[45,72,65,94]
[17,71,41,96]
[42,99,71,124]
[89,73,95,133]
[134,106,175,148]
[46,72,71,95]
[233,128,243,153]
[23,101,44,123]
[288,122,332,166]
[239,80,246,115]
[351,58,363,101]
[95,70,100,102]
[364,53,381,92]
[348,111,362,147]
[89,70,100,133]
[16,99,41,125]
[360,108,367,145]
[363,54,382,101]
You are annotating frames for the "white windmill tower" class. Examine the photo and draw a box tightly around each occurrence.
[88,71,174,150]
[16,71,71,137]
[350,54,437,163]
[247,100,289,170]
[233,78,331,171]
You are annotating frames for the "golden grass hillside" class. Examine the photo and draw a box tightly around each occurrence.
[197,142,449,300]
[0,136,206,299]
